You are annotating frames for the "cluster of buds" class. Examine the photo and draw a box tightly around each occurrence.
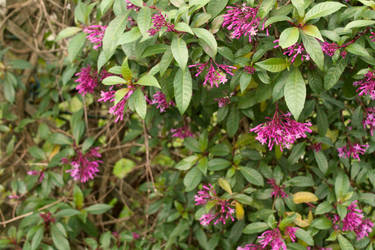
[148,13,176,36]
[274,41,310,63]
[337,142,368,161]
[171,126,193,139]
[148,91,175,113]
[354,70,375,100]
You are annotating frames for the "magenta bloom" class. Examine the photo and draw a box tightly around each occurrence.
[342,201,374,240]
[337,142,368,161]
[75,65,98,96]
[355,219,374,240]
[249,110,312,151]
[132,232,140,240]
[8,194,20,199]
[125,0,140,11]
[40,212,55,225]
[268,179,287,199]
[98,85,136,122]
[237,244,262,250]
[27,170,45,183]
[370,32,375,42]
[274,40,310,63]
[354,70,375,99]
[148,13,175,36]
[83,25,106,50]
[285,227,297,242]
[149,91,175,112]
[222,4,267,42]
[195,184,235,226]
[258,228,287,250]
[244,65,256,74]
[171,126,193,139]
[321,42,340,57]
[189,60,236,88]
[363,107,375,136]
[215,96,231,108]
[63,147,102,183]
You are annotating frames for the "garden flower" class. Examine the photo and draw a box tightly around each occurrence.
[244,65,256,74]
[125,0,140,11]
[98,85,136,122]
[8,194,20,199]
[268,179,287,199]
[62,147,102,183]
[321,42,340,57]
[27,170,45,183]
[75,65,98,96]
[249,109,312,151]
[149,91,175,112]
[370,31,375,42]
[148,13,175,36]
[355,219,374,240]
[274,40,310,63]
[363,107,375,136]
[40,212,55,225]
[258,228,287,250]
[215,96,231,108]
[83,25,106,50]
[337,143,368,161]
[189,60,236,88]
[222,4,266,42]
[171,126,193,139]
[285,227,297,242]
[342,201,374,240]
[353,70,375,99]
[195,184,235,226]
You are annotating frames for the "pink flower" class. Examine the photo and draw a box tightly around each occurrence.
[8,194,20,199]
[321,42,340,57]
[148,13,175,36]
[337,142,368,161]
[274,40,310,63]
[249,109,312,151]
[132,232,140,240]
[354,70,375,99]
[195,184,235,226]
[75,65,98,96]
[244,65,256,74]
[285,227,297,242]
[83,25,106,50]
[63,147,102,183]
[370,31,375,42]
[189,60,236,88]
[171,126,193,139]
[363,107,375,136]
[237,244,262,250]
[342,201,374,240]
[258,228,287,250]
[27,170,45,183]
[215,96,232,108]
[125,0,140,11]
[355,219,374,240]
[268,179,287,199]
[40,212,55,225]
[148,91,175,112]
[98,85,136,122]
[222,4,267,42]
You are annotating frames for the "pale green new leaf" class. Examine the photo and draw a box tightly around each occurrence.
[284,68,306,120]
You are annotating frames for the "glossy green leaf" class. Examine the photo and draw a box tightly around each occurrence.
[174,68,192,114]
[284,68,306,120]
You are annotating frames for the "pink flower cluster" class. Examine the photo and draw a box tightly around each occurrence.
[321,42,340,57]
[194,184,235,226]
[170,126,193,139]
[363,107,375,136]
[337,142,368,161]
[75,65,98,96]
[148,13,176,36]
[274,41,310,63]
[27,170,45,183]
[244,65,256,74]
[222,4,267,42]
[62,147,102,183]
[258,228,287,250]
[83,25,106,50]
[354,70,375,100]
[125,0,140,11]
[148,91,175,112]
[268,179,287,199]
[189,60,236,88]
[98,85,136,122]
[249,110,312,151]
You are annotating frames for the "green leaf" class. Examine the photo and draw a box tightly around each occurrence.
[258,0,276,18]
[113,158,136,178]
[175,155,199,170]
[117,27,142,45]
[28,147,46,160]
[346,43,371,57]
[279,27,299,49]
[243,222,269,234]
[207,158,231,171]
[159,47,173,76]
[232,194,253,205]
[295,228,314,245]
[324,61,346,90]
[67,32,86,63]
[31,226,44,250]
[315,201,333,215]
[184,167,202,191]
[174,68,192,114]
[284,68,306,120]
[55,209,81,218]
[121,58,132,81]
[171,36,189,70]
[85,204,113,214]
[218,178,232,194]
[302,24,323,41]
[132,88,147,119]
[73,185,84,209]
[137,7,151,38]
[207,0,228,17]
[304,2,345,22]
[345,20,375,30]
[301,33,324,70]
[174,22,194,34]
[239,167,264,186]
[102,76,127,85]
[226,106,240,137]
[314,151,328,174]
[56,27,82,41]
[335,172,350,202]
[191,13,212,28]
[192,28,217,58]
[4,74,16,103]
[291,0,305,17]
[49,133,73,145]
[137,74,161,88]
[311,217,332,230]
[8,59,32,69]
[255,58,288,72]
[264,15,293,27]
[100,0,114,15]
[337,234,354,250]
[51,224,70,250]
[103,14,129,60]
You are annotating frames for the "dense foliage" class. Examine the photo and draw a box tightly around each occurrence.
[1,0,375,249]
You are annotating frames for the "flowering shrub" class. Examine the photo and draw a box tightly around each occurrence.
[1,0,375,249]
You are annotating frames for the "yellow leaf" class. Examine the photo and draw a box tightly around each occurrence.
[285,212,313,228]
[293,192,318,204]
[218,178,232,194]
[235,201,244,220]
[49,146,60,160]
